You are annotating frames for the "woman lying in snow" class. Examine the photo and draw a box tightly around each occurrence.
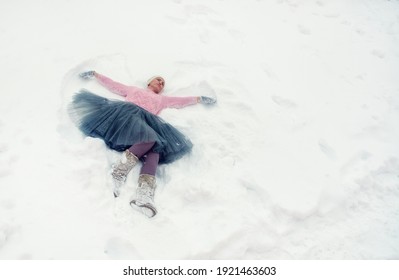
[69,71,216,218]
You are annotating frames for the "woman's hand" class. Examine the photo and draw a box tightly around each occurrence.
[198,96,217,105]
[79,70,96,79]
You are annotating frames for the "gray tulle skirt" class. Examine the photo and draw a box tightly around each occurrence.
[68,90,193,164]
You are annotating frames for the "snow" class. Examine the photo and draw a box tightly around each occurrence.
[0,0,399,259]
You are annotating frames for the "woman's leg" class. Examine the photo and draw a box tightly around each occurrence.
[129,142,160,175]
[112,141,155,197]
[140,152,160,176]
[130,151,160,218]
[128,142,155,158]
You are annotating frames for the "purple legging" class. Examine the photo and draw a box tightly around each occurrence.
[128,142,159,176]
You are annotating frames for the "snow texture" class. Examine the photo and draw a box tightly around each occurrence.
[0,0,399,259]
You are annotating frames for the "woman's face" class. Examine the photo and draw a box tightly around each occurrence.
[148,77,165,94]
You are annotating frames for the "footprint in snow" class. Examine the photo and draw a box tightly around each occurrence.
[318,139,336,160]
[261,64,279,80]
[0,200,15,210]
[371,49,385,59]
[0,151,17,178]
[272,95,297,109]
[298,24,312,35]
[0,223,18,249]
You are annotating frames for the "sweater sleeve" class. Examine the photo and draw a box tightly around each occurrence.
[161,96,198,109]
[95,73,130,97]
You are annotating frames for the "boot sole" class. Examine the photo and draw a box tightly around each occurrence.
[130,200,157,218]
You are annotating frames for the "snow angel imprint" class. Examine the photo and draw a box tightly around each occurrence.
[69,70,217,218]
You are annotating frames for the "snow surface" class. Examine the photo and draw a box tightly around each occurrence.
[0,0,399,259]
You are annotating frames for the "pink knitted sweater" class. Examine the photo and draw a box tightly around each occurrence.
[95,73,198,115]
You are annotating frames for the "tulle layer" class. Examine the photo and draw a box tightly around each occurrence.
[69,90,193,164]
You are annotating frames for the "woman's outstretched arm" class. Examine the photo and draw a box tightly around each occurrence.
[94,72,130,97]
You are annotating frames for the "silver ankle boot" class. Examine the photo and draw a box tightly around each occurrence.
[111,149,139,197]
[130,174,157,218]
